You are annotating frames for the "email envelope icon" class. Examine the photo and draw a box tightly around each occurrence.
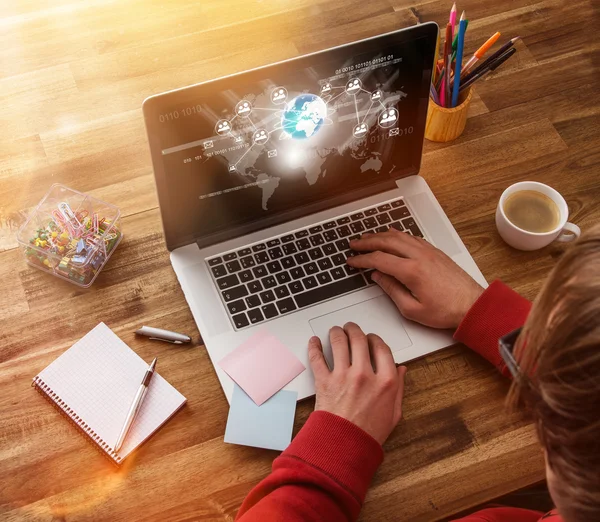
[389,128,399,136]
[268,150,277,158]
[204,140,214,149]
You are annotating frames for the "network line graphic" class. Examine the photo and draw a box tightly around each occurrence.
[208,77,406,173]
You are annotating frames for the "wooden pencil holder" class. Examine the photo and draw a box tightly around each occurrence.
[425,88,473,143]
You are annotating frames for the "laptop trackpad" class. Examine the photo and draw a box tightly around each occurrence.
[309,296,413,368]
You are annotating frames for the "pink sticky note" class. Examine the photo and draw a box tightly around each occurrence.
[219,330,305,405]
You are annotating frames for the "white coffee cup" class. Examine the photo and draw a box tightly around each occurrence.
[496,181,581,251]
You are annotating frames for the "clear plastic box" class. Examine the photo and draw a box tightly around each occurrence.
[16,184,123,288]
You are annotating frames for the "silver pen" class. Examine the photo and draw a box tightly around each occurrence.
[135,326,191,345]
[114,357,157,453]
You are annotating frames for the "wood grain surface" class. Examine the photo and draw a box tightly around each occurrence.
[1,0,599,520]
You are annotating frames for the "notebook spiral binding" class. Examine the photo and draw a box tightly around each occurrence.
[32,376,123,466]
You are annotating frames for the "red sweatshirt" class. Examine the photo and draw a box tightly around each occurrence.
[236,281,563,522]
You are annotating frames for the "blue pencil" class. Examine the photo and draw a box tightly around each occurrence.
[451,11,468,108]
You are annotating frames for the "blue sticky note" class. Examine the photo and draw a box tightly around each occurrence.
[225,385,297,451]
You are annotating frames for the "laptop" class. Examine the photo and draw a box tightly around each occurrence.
[143,22,487,403]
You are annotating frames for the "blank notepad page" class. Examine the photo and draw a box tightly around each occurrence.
[37,322,186,461]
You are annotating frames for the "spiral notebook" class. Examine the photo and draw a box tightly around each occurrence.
[32,322,187,465]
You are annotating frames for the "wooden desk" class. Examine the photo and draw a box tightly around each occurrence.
[1,0,598,520]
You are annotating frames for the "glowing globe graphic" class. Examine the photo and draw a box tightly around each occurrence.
[281,94,327,139]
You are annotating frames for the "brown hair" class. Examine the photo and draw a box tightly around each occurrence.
[510,223,600,522]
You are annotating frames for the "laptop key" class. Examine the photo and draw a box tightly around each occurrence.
[323,230,338,242]
[375,226,387,233]
[262,275,277,289]
[239,248,252,256]
[227,299,246,314]
[290,267,305,280]
[296,238,311,250]
[365,208,378,216]
[253,265,268,278]
[295,230,309,238]
[294,252,309,264]
[308,247,323,260]
[302,276,318,289]
[363,217,378,229]
[335,239,349,251]
[260,290,276,303]
[275,285,290,299]
[226,260,241,273]
[295,275,367,308]
[318,258,333,271]
[323,244,336,256]
[254,252,269,264]
[309,225,323,234]
[390,207,411,220]
[337,225,351,237]
[262,303,278,319]
[276,298,297,314]
[317,271,333,285]
[268,247,284,259]
[281,234,295,243]
[377,204,391,212]
[350,221,365,234]
[267,260,282,273]
[276,271,291,284]
[323,221,336,229]
[309,234,325,246]
[331,267,345,280]
[391,221,403,231]
[217,274,239,290]
[391,199,405,208]
[281,256,296,269]
[349,234,360,241]
[248,280,263,293]
[350,212,364,221]
[232,313,249,329]
[239,269,254,283]
[247,308,264,325]
[345,265,358,275]
[376,213,391,225]
[282,243,297,255]
[252,243,266,252]
[211,265,227,278]
[336,216,350,225]
[289,281,304,294]
[240,256,255,268]
[246,295,261,308]
[224,253,237,261]
[267,239,280,247]
[208,257,222,266]
[364,270,375,284]
[402,218,423,237]
[332,253,346,266]
[305,262,318,275]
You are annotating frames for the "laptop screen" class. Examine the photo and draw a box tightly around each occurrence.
[144,24,437,250]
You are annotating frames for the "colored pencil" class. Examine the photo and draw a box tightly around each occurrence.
[461,36,520,84]
[459,47,516,92]
[451,11,468,107]
[449,3,457,43]
[450,19,469,66]
[462,31,501,75]
[430,83,440,105]
[441,22,452,106]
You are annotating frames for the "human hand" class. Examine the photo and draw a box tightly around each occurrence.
[347,229,484,329]
[308,323,407,446]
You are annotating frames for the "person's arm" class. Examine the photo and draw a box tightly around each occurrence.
[348,229,531,375]
[236,324,407,522]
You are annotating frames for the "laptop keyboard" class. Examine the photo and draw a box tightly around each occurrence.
[206,197,424,330]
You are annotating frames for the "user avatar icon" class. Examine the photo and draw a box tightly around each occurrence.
[253,128,268,144]
[353,123,368,138]
[371,90,382,100]
[378,107,398,128]
[234,135,243,143]
[321,82,332,94]
[345,78,361,94]
[235,100,252,116]
[271,87,287,104]
[215,119,232,135]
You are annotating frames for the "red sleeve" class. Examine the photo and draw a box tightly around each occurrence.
[236,411,383,522]
[453,507,545,521]
[454,280,532,377]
